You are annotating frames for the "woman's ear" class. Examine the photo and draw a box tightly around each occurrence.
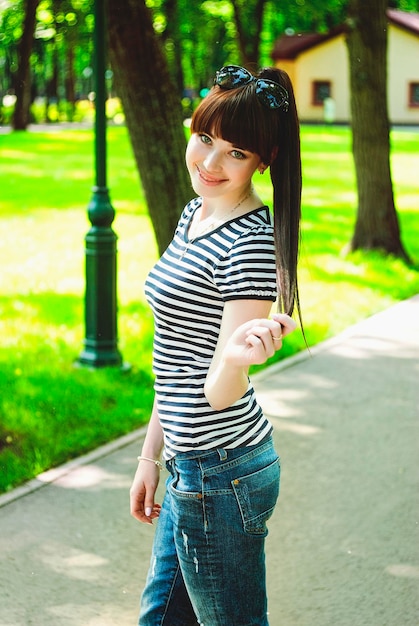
[258,147,278,174]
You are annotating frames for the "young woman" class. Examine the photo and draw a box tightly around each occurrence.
[130,64,302,626]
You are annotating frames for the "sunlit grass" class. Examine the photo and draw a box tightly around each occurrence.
[0,126,146,214]
[0,124,418,492]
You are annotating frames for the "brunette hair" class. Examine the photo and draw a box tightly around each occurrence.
[190,67,302,322]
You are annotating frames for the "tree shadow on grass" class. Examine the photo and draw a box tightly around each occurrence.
[306,251,419,298]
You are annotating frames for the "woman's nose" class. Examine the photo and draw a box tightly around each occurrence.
[203,149,222,171]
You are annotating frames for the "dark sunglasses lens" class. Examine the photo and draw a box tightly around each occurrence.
[256,79,289,111]
[216,65,252,89]
[214,67,289,111]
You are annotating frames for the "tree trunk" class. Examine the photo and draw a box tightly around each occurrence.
[46,45,59,123]
[107,0,193,255]
[345,0,409,261]
[163,0,184,98]
[13,0,39,130]
[65,44,76,122]
[231,0,267,65]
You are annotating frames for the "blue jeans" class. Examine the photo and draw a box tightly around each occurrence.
[139,436,280,626]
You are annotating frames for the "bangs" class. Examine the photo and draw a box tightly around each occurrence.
[190,86,275,164]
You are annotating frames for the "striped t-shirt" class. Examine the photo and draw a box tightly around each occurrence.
[145,197,277,459]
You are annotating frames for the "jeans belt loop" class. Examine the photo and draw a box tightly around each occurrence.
[217,448,227,461]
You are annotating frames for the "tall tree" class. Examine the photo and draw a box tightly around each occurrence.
[345,0,410,260]
[161,0,184,97]
[13,0,39,129]
[107,0,193,255]
[230,0,268,65]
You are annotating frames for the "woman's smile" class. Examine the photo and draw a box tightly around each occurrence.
[196,166,227,186]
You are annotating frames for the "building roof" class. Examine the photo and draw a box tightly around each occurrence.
[272,9,419,61]
[387,8,419,36]
[271,31,340,60]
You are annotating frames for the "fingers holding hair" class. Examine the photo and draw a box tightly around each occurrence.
[271,313,297,338]
[245,314,297,354]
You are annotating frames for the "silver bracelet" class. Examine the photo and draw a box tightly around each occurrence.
[137,455,163,470]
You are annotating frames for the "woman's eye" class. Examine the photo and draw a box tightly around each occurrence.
[199,134,212,144]
[231,149,246,160]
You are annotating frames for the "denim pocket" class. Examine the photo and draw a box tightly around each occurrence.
[231,458,280,536]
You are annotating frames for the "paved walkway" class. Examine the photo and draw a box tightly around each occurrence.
[0,296,418,626]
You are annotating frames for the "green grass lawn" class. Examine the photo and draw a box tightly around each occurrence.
[0,124,418,493]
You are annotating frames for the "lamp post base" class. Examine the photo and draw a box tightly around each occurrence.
[77,341,123,369]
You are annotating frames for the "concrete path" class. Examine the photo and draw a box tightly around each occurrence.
[0,296,418,626]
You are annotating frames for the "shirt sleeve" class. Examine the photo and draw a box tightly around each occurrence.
[214,226,277,301]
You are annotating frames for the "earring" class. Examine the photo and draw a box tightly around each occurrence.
[259,167,266,175]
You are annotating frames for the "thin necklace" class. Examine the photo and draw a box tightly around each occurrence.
[180,187,253,258]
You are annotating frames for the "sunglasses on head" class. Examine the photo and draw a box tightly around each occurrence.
[214,65,289,112]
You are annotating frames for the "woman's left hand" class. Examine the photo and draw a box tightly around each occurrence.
[223,313,297,367]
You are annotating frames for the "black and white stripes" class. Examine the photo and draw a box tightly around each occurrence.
[145,198,277,459]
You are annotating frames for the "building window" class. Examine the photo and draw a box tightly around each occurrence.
[312,81,331,105]
[409,83,419,108]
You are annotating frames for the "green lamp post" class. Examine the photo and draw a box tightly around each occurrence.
[77,0,122,368]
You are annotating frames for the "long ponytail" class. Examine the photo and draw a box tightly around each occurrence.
[259,68,302,321]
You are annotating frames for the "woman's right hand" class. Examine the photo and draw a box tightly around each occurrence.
[130,461,162,525]
[223,313,297,368]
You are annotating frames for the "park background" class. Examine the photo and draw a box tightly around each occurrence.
[0,0,418,494]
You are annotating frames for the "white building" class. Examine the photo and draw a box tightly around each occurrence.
[272,9,419,125]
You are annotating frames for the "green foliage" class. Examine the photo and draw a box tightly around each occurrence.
[0,0,95,120]
[0,125,418,494]
[391,0,419,11]
[25,96,123,124]
[0,0,415,114]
